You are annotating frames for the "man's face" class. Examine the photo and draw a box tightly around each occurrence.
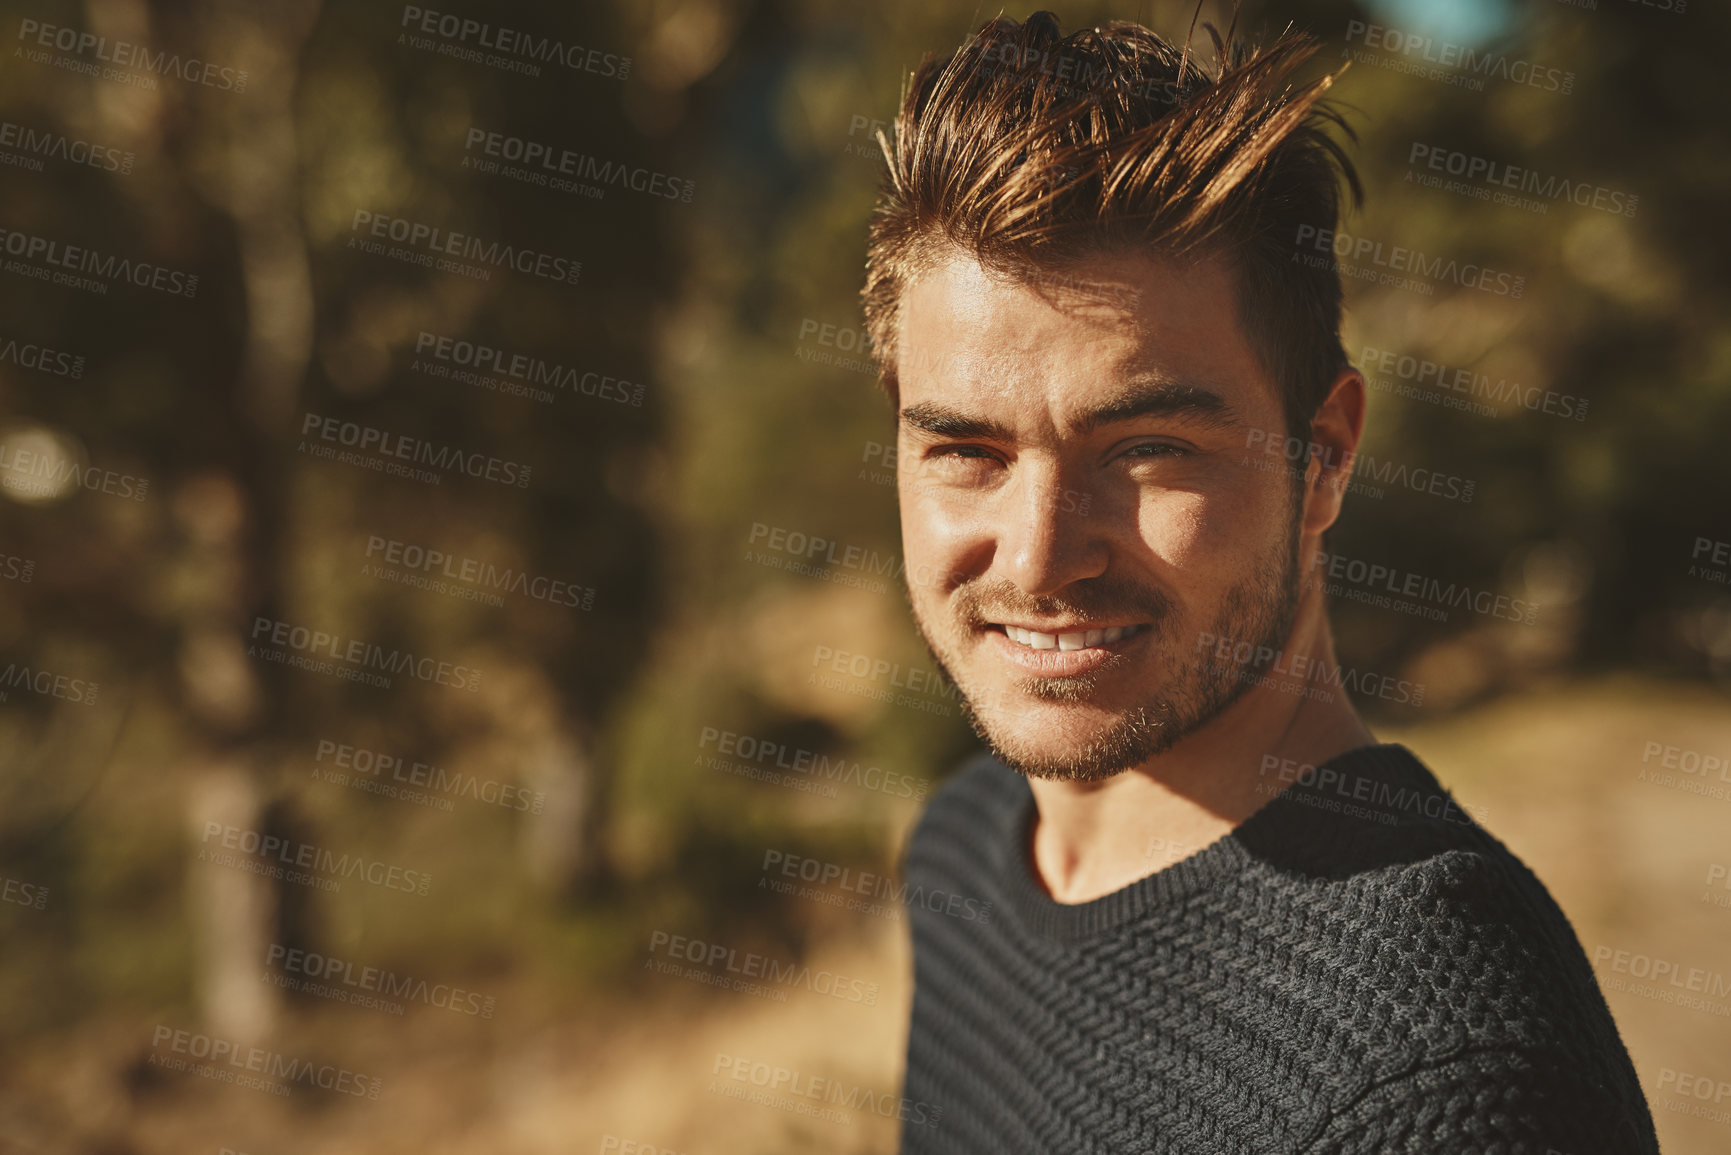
[895,248,1305,782]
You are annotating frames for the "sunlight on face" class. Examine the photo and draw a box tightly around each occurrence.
[895,249,1304,781]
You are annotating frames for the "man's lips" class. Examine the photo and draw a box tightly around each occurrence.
[987,622,1149,652]
[977,621,1150,676]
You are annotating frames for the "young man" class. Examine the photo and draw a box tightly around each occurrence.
[861,12,1658,1154]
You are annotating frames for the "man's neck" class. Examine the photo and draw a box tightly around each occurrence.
[1026,608,1375,905]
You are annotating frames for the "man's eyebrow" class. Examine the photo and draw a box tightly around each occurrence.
[1070,379,1239,435]
[899,402,1016,442]
[899,380,1239,442]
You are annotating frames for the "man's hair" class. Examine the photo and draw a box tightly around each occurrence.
[861,10,1361,442]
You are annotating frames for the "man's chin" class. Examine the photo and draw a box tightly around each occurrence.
[980,736,1152,783]
[964,700,1171,783]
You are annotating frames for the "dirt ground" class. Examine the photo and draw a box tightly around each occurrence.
[3,674,1728,1154]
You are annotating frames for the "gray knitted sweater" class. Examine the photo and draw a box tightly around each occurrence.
[897,743,1658,1154]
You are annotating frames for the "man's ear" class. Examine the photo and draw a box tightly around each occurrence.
[1301,367,1367,538]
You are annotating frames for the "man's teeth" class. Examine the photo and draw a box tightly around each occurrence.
[1001,625,1141,651]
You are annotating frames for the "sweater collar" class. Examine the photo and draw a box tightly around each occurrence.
[997,743,1440,943]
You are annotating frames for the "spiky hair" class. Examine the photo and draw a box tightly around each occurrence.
[861,10,1362,438]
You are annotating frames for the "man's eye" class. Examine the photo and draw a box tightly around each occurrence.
[1124,442,1188,460]
[930,445,996,461]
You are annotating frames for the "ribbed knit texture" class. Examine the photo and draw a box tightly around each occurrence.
[897,743,1659,1154]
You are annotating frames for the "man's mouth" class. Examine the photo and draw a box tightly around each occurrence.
[988,623,1149,651]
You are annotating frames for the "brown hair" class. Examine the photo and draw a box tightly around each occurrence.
[861,10,1362,441]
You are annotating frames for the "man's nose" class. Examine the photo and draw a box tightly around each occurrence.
[994,469,1105,596]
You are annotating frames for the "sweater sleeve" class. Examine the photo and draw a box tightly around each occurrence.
[1299,1046,1660,1155]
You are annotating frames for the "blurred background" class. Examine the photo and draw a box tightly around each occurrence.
[0,0,1727,1151]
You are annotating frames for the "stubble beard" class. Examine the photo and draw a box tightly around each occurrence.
[908,510,1303,783]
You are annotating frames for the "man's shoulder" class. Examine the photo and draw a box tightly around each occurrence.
[1295,836,1658,1151]
[1260,743,1547,901]
[1346,834,1591,1000]
[1294,746,1573,937]
[1246,755,1652,1148]
[1256,750,1626,1078]
[1280,749,1591,983]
